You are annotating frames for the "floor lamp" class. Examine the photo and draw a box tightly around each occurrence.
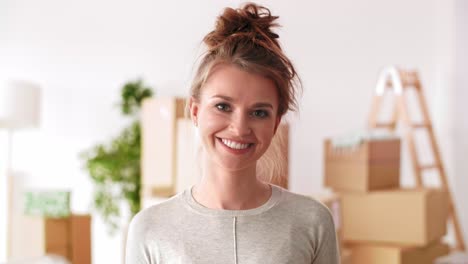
[0,80,40,262]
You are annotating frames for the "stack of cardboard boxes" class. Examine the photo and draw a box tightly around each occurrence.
[324,137,450,264]
[41,215,92,264]
[10,213,91,263]
[9,183,92,263]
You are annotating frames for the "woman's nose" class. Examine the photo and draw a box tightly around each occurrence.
[229,113,252,136]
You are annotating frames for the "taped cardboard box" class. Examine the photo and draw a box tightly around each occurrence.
[45,217,70,249]
[10,214,91,264]
[70,215,92,264]
[47,214,91,264]
[349,241,449,264]
[324,138,400,192]
[342,188,448,246]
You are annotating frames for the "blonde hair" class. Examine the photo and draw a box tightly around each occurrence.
[189,2,301,117]
[190,3,300,186]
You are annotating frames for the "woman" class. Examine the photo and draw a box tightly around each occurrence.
[126,3,340,263]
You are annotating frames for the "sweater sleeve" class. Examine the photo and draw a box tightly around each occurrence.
[125,213,154,264]
[311,206,340,264]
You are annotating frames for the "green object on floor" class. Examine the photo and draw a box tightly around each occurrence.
[24,190,71,218]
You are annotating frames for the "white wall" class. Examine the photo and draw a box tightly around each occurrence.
[454,0,468,250]
[0,0,463,263]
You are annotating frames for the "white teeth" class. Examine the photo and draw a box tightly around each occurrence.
[221,138,250,150]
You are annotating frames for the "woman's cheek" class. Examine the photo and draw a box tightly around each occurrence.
[204,112,228,129]
[198,115,225,142]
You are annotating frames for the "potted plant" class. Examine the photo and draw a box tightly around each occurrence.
[81,79,153,234]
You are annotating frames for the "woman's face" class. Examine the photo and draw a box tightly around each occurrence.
[190,64,281,172]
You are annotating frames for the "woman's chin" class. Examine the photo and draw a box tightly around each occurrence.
[213,158,257,173]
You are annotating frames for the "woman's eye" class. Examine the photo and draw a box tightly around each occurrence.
[252,109,269,118]
[215,103,231,112]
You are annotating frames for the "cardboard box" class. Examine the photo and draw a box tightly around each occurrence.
[342,189,448,246]
[141,97,186,197]
[70,215,92,264]
[341,248,352,264]
[46,215,91,264]
[9,214,91,264]
[349,241,450,264]
[45,217,70,248]
[10,214,51,258]
[324,138,400,192]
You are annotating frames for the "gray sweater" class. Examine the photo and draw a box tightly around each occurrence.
[125,184,340,264]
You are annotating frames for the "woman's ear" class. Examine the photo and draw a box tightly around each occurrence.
[189,97,199,127]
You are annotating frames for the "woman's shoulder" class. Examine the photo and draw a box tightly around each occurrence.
[273,185,335,226]
[275,185,329,210]
[128,191,186,231]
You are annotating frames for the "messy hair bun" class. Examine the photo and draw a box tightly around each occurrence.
[190,2,301,117]
[203,3,280,51]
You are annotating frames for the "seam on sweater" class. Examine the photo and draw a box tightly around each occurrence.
[233,216,238,264]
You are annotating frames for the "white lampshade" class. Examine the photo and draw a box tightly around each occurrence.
[0,80,41,129]
[0,80,41,261]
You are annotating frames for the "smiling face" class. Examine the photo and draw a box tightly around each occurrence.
[190,63,281,173]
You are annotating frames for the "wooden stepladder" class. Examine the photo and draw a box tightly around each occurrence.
[368,66,466,251]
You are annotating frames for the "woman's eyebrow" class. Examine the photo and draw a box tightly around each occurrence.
[210,95,273,109]
[252,103,273,109]
[211,95,233,101]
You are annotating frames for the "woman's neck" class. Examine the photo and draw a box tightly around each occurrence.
[192,160,271,210]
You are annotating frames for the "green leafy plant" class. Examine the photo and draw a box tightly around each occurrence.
[81,79,153,234]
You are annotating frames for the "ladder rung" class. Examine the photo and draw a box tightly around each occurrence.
[400,71,419,87]
[374,122,429,129]
[419,164,440,170]
[370,67,466,251]
[375,122,395,128]
[412,123,430,128]
[385,71,419,88]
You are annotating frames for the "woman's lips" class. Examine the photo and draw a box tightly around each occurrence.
[217,137,254,154]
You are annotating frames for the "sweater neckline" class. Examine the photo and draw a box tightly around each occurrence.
[183,184,283,217]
